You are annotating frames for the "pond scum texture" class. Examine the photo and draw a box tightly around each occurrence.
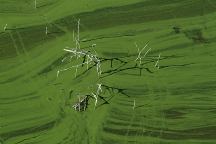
[1,0,216,144]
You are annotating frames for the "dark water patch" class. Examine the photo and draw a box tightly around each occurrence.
[106,119,145,128]
[114,101,133,107]
[208,36,216,43]
[150,42,193,54]
[163,108,186,119]
[209,108,216,114]
[37,53,69,75]
[55,0,216,31]
[0,32,17,59]
[135,104,154,109]
[0,120,56,141]
[0,94,39,105]
[159,63,194,69]
[123,88,149,96]
[103,125,216,140]
[165,106,216,113]
[173,26,182,34]
[14,134,41,144]
[109,113,133,122]
[109,109,149,123]
[190,95,216,102]
[101,137,120,144]
[0,1,32,13]
[1,1,214,59]
[0,0,59,13]
[1,0,216,59]
[184,29,208,43]
[36,1,57,9]
[171,81,216,95]
[16,24,64,50]
[81,33,135,43]
[115,96,132,102]
[102,52,129,58]
[0,92,37,101]
[0,24,65,59]
[106,118,148,128]
[0,74,23,84]
[156,32,176,39]
[118,72,143,76]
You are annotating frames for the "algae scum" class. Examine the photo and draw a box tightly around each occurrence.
[1,0,216,143]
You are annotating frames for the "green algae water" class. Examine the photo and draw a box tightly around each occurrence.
[1,0,216,143]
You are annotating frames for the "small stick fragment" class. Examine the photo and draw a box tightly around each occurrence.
[45,26,48,35]
[133,99,136,110]
[34,0,37,9]
[92,93,98,109]
[155,53,161,69]
[4,24,8,31]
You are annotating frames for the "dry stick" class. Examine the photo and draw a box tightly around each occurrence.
[135,43,148,65]
[4,24,7,31]
[134,42,138,48]
[73,30,75,41]
[92,93,98,109]
[45,26,48,35]
[91,83,103,109]
[97,83,102,94]
[75,37,80,50]
[75,65,78,77]
[57,70,60,77]
[84,97,86,111]
[78,96,81,111]
[110,59,113,68]
[143,48,151,59]
[34,0,37,9]
[133,99,136,110]
[155,53,161,69]
[86,55,89,69]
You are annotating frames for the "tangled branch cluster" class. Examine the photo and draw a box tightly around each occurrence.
[57,19,164,111]
[57,19,102,78]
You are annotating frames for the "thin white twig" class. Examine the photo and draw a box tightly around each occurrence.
[72,30,75,41]
[75,65,78,77]
[45,26,48,35]
[142,48,151,58]
[92,92,98,109]
[135,43,148,65]
[155,53,161,69]
[134,42,138,48]
[57,70,60,77]
[133,99,136,110]
[78,96,81,111]
[96,83,102,95]
[4,24,7,31]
